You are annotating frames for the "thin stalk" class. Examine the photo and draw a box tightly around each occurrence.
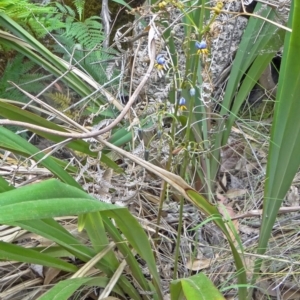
[173,147,190,279]
[154,149,173,250]
[154,28,179,252]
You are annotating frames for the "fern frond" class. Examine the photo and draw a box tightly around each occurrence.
[27,14,65,38]
[74,0,85,21]
[53,33,116,84]
[1,0,56,20]
[0,54,45,103]
[45,92,71,111]
[54,2,76,18]
[0,0,66,38]
[52,31,77,58]
[54,2,68,15]
[64,16,103,49]
[44,92,77,120]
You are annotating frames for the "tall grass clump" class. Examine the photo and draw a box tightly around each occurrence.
[0,0,299,299]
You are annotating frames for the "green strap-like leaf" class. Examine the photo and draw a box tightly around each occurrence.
[0,241,77,272]
[37,277,124,300]
[0,100,123,173]
[253,0,300,279]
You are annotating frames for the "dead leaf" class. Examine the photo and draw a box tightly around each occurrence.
[44,267,61,285]
[243,256,255,277]
[239,224,259,235]
[220,141,245,172]
[286,186,299,206]
[186,255,218,271]
[226,189,247,199]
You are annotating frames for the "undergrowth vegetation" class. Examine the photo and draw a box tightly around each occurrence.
[0,0,299,299]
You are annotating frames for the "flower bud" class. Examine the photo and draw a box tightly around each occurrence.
[189,87,196,96]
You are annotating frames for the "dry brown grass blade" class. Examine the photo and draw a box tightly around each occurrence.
[0,278,43,299]
[186,254,219,271]
[44,267,61,286]
[98,259,127,300]
[97,135,194,199]
[70,242,115,279]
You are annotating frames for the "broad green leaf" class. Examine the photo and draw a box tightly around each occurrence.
[106,118,158,150]
[0,241,77,272]
[0,179,92,205]
[171,273,225,300]
[108,128,133,147]
[0,176,14,192]
[84,212,111,252]
[0,198,119,222]
[84,212,120,270]
[32,246,73,258]
[0,127,81,188]
[15,219,142,299]
[0,180,155,298]
[0,179,120,222]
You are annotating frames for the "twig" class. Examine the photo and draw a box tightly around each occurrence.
[231,206,300,220]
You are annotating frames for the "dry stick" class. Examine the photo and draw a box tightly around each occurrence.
[1,21,157,139]
[231,206,300,221]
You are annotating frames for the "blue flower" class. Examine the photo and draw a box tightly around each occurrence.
[195,41,208,55]
[155,54,169,78]
[178,97,187,110]
[195,41,207,49]
[156,54,165,65]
